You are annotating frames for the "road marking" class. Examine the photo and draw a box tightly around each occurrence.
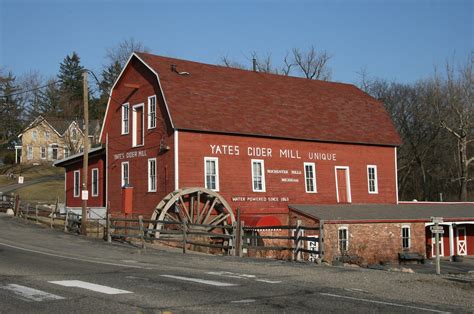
[49,280,133,295]
[207,271,256,279]
[231,299,256,303]
[255,279,282,284]
[0,284,64,302]
[160,275,237,287]
[0,242,146,269]
[319,293,450,313]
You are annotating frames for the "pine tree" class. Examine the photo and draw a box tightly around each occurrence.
[40,78,62,117]
[0,71,24,148]
[58,52,84,119]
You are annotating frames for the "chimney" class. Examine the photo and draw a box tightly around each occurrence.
[171,64,177,73]
[252,58,257,72]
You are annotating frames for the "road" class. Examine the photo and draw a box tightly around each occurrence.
[0,214,472,313]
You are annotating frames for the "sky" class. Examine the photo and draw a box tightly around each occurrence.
[0,0,472,85]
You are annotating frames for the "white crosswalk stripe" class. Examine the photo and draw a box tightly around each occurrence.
[49,280,133,295]
[0,284,64,302]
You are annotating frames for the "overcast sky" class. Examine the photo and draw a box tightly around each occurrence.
[0,0,472,85]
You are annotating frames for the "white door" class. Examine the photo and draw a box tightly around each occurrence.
[456,227,467,256]
[431,232,444,257]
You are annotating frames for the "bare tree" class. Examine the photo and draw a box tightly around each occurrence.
[106,38,150,68]
[433,55,474,201]
[292,46,332,80]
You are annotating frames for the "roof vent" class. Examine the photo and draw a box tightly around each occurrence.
[171,64,190,76]
[252,58,257,72]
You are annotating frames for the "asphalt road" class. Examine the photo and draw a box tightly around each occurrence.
[0,214,472,313]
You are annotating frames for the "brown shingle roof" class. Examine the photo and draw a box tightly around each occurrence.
[136,52,401,146]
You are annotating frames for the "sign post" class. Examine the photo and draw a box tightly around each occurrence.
[431,217,444,275]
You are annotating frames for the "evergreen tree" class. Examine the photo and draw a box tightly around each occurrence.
[58,52,84,119]
[0,71,24,148]
[39,78,62,117]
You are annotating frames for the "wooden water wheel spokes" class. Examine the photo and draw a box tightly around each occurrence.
[149,187,235,237]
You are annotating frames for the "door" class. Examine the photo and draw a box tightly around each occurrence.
[335,167,351,203]
[456,227,467,256]
[431,232,444,257]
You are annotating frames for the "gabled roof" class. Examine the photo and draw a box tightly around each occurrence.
[131,52,401,146]
[19,116,101,138]
[53,145,105,167]
[289,203,474,222]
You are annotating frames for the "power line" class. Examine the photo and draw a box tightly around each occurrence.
[0,80,62,99]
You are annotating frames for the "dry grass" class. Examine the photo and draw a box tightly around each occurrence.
[15,180,65,203]
[0,164,64,187]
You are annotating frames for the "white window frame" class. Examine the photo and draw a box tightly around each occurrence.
[51,144,59,160]
[27,145,33,160]
[338,226,349,254]
[121,103,129,135]
[32,130,37,140]
[45,131,50,139]
[121,161,129,187]
[335,166,352,203]
[73,170,80,198]
[367,165,378,194]
[304,162,317,193]
[401,225,411,250]
[132,103,144,147]
[251,159,266,192]
[40,146,46,159]
[148,158,157,192]
[148,95,157,129]
[91,168,99,197]
[204,157,219,191]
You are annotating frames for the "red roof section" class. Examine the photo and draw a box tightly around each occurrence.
[136,52,401,146]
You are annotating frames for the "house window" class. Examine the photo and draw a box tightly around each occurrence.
[132,104,144,147]
[304,162,317,193]
[204,157,219,191]
[148,158,157,192]
[27,145,33,160]
[402,225,411,249]
[52,144,58,160]
[91,168,99,197]
[148,95,156,129]
[73,170,80,197]
[338,227,348,254]
[121,162,129,187]
[40,146,46,159]
[251,159,265,192]
[64,148,70,158]
[45,131,50,139]
[121,103,129,135]
[72,128,77,141]
[32,130,37,140]
[367,165,378,194]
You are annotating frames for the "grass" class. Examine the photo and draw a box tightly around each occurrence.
[0,164,64,186]
[14,180,65,203]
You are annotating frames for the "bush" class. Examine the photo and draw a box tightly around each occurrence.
[3,152,16,164]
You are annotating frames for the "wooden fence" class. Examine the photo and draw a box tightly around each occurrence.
[107,215,321,261]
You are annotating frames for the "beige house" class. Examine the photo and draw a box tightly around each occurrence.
[17,116,101,165]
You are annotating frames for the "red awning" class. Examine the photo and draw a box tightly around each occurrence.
[240,215,282,227]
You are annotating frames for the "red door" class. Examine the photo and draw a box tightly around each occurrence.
[336,168,349,203]
[136,106,143,146]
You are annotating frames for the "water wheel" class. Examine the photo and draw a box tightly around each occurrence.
[148,188,235,252]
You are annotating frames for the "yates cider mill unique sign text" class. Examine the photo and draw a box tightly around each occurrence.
[209,144,337,161]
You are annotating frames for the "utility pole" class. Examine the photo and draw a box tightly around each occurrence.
[81,71,89,236]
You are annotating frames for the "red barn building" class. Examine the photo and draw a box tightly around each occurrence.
[55,52,474,263]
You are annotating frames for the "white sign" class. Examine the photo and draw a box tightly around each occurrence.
[431,217,444,224]
[18,176,24,184]
[81,190,89,200]
[430,226,444,232]
[431,229,444,234]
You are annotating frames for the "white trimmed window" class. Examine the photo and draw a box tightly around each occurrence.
[204,157,219,191]
[402,225,411,249]
[45,131,50,139]
[148,95,156,129]
[121,103,129,134]
[121,161,129,187]
[40,146,46,159]
[32,130,37,140]
[27,145,33,160]
[251,159,265,192]
[338,227,348,254]
[73,170,80,197]
[91,168,99,197]
[367,165,378,194]
[304,162,317,193]
[148,158,157,192]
